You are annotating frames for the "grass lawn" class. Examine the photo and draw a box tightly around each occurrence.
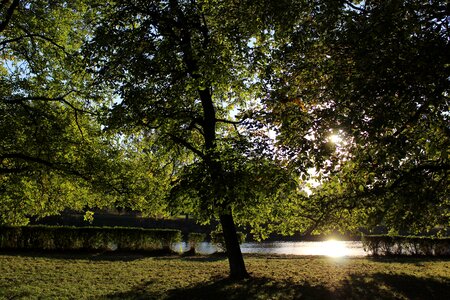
[0,252,449,299]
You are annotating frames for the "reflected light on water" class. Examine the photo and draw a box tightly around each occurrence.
[173,240,366,256]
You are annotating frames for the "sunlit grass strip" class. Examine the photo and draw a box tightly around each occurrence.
[0,225,181,252]
[0,254,449,299]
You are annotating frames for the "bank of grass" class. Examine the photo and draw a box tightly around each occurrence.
[0,252,449,299]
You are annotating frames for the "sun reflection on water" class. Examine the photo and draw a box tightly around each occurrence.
[174,240,365,256]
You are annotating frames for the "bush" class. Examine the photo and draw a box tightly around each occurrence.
[188,232,206,247]
[210,229,246,252]
[183,232,206,255]
[362,235,450,257]
[0,225,181,252]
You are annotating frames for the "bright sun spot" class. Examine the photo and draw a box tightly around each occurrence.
[320,240,348,257]
[329,134,342,144]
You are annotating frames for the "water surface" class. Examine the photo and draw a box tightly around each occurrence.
[173,240,366,257]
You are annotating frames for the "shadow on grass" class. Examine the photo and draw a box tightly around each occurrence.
[165,277,331,300]
[338,273,450,300]
[177,252,228,262]
[365,256,450,264]
[102,273,450,300]
[101,280,162,300]
[103,276,331,300]
[0,249,176,262]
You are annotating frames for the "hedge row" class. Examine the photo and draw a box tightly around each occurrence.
[362,235,450,257]
[0,225,181,252]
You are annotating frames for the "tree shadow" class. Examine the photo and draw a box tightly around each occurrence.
[101,272,450,300]
[365,256,450,264]
[101,280,161,300]
[337,273,450,300]
[178,252,228,262]
[164,276,332,300]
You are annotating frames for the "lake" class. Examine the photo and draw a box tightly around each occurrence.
[173,240,367,257]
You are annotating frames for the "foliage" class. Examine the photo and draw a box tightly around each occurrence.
[0,0,110,224]
[188,232,206,246]
[0,225,181,251]
[0,1,173,225]
[362,235,450,257]
[263,0,449,233]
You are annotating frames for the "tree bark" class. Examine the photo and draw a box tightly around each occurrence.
[219,213,250,280]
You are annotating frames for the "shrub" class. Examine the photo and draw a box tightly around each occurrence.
[210,229,246,252]
[0,225,181,252]
[362,235,450,257]
[188,232,206,248]
[183,232,206,255]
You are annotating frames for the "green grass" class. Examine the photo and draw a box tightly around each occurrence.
[0,252,449,299]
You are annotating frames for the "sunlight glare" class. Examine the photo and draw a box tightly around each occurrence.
[320,240,348,257]
[329,134,342,144]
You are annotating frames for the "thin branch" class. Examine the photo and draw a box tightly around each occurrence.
[16,26,70,55]
[0,152,93,181]
[215,118,245,125]
[0,33,69,54]
[393,86,445,138]
[168,133,204,158]
[4,93,94,138]
[5,94,94,115]
[0,35,29,47]
[344,1,366,13]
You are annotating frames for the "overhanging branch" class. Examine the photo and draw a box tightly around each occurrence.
[0,152,91,180]
[4,92,97,138]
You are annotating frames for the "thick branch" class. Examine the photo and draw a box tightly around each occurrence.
[0,167,30,174]
[0,0,19,33]
[1,153,55,168]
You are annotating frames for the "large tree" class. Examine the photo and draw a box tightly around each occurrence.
[84,0,321,279]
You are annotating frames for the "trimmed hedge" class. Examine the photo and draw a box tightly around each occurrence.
[0,225,181,252]
[362,235,450,257]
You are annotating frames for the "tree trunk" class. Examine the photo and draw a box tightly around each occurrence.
[169,0,249,280]
[219,212,250,280]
